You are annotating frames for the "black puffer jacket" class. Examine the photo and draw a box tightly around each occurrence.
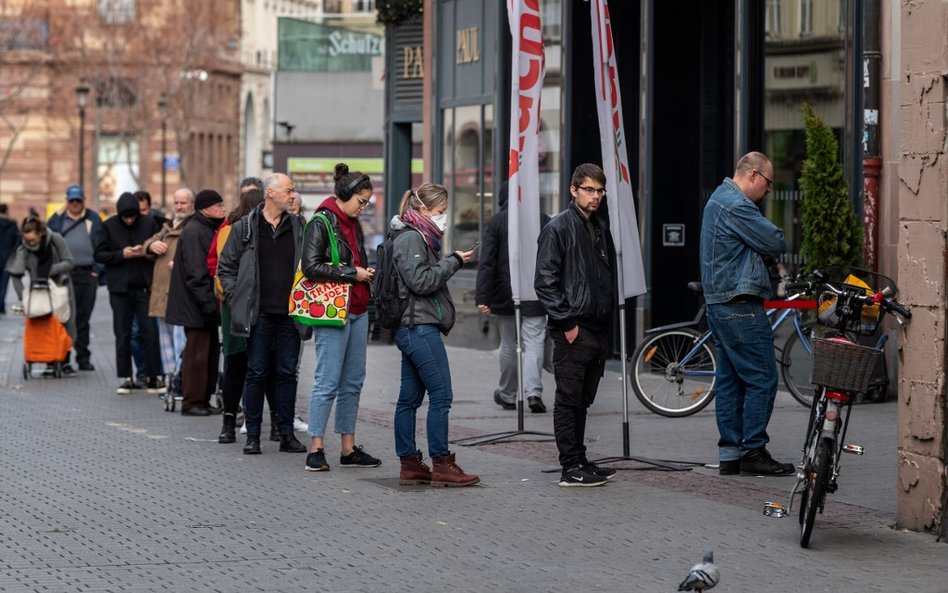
[94,195,160,293]
[475,203,549,317]
[165,212,222,328]
[534,201,617,331]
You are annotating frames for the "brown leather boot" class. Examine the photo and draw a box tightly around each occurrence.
[431,452,480,487]
[399,451,432,485]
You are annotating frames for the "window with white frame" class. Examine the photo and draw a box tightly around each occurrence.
[766,0,782,38]
[98,0,135,24]
[798,0,812,37]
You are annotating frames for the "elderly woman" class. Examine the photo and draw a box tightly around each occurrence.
[6,215,76,375]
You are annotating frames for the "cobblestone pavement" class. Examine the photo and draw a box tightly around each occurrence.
[0,296,944,592]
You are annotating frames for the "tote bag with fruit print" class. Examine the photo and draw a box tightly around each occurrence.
[288,213,351,328]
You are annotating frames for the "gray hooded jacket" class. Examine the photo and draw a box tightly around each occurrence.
[390,216,463,335]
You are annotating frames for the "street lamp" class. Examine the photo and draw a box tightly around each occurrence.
[74,81,91,197]
[158,93,168,208]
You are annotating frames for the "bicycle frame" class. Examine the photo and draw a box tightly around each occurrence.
[642,294,814,379]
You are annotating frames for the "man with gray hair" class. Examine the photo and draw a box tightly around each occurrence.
[145,187,195,397]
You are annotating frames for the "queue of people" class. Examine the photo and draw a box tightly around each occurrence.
[2,152,790,491]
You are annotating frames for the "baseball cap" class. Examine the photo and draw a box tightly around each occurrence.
[66,184,84,201]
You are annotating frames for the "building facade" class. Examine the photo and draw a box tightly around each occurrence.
[0,0,241,218]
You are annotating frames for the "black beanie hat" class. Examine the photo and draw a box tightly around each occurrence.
[117,192,139,217]
[195,189,223,211]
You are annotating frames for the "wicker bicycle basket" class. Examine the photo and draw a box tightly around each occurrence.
[810,338,883,394]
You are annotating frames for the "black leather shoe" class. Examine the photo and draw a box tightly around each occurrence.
[269,424,281,442]
[206,405,223,415]
[243,437,261,455]
[279,434,307,453]
[740,448,795,476]
[719,460,740,475]
[77,361,95,371]
[493,391,516,410]
[218,414,236,444]
[527,395,547,413]
[181,407,212,417]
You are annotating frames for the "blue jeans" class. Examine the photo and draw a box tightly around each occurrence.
[308,313,368,438]
[393,324,453,459]
[242,314,301,438]
[706,302,779,461]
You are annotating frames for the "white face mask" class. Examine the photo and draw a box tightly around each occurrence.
[430,213,448,232]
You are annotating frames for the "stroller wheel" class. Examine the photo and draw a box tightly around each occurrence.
[22,363,30,381]
[53,362,63,379]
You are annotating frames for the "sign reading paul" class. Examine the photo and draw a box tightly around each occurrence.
[279,18,383,72]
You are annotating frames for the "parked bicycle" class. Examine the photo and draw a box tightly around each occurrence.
[762,265,911,548]
[630,280,817,417]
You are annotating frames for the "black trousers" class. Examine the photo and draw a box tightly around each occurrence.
[182,327,220,411]
[551,326,610,469]
[70,268,98,364]
[221,351,277,417]
[109,289,161,378]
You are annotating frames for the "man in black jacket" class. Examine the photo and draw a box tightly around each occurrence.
[165,189,225,416]
[476,182,550,413]
[0,203,20,316]
[94,192,163,394]
[535,163,618,488]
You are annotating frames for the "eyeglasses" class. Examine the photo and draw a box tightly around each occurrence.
[755,170,773,188]
[575,185,606,197]
[356,196,370,207]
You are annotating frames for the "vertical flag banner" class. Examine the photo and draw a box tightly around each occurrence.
[507,0,545,302]
[591,0,647,299]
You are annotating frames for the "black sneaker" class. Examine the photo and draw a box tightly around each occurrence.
[116,378,136,394]
[78,361,95,371]
[584,461,617,480]
[61,364,78,377]
[558,464,608,487]
[740,448,795,476]
[146,376,166,395]
[719,460,740,475]
[305,449,330,471]
[340,445,382,468]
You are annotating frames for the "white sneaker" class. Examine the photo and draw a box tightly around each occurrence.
[293,416,309,433]
[239,423,248,435]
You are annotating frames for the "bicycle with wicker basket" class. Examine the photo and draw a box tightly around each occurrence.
[762,265,911,548]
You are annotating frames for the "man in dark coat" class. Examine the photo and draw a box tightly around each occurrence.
[0,203,20,315]
[165,189,226,416]
[475,182,551,413]
[94,192,163,394]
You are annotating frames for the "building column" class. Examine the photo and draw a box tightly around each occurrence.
[897,0,948,536]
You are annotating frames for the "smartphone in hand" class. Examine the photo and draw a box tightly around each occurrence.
[469,241,481,251]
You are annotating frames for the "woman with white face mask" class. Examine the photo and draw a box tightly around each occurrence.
[388,183,479,487]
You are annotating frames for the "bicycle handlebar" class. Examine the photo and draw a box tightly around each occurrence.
[821,283,912,320]
[883,298,912,319]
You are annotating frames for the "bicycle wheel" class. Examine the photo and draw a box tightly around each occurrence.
[800,436,832,548]
[630,328,716,417]
[781,322,816,407]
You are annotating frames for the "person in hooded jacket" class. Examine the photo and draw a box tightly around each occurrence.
[475,181,551,413]
[164,189,226,416]
[94,192,162,394]
[299,163,380,472]
[390,182,479,487]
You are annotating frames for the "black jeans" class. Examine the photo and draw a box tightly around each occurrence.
[551,326,610,469]
[70,268,98,365]
[109,289,161,378]
[242,314,301,438]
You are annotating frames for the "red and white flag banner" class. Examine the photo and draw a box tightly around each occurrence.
[507,0,544,303]
[591,0,647,299]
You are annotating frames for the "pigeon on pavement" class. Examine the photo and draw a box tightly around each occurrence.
[677,550,720,592]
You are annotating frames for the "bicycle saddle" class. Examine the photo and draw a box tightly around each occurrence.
[687,282,704,294]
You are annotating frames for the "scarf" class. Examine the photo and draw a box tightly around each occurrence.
[401,208,443,255]
[24,234,53,279]
[318,197,364,268]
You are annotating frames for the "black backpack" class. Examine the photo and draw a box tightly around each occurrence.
[372,227,414,330]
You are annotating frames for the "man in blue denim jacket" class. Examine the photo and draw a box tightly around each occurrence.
[700,152,793,476]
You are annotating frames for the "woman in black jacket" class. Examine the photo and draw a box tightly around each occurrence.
[299,163,380,472]
[94,192,162,394]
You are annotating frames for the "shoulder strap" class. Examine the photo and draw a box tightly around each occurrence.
[312,212,339,266]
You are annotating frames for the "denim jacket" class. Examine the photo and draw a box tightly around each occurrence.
[699,177,785,304]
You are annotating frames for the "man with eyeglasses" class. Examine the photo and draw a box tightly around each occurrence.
[700,151,791,477]
[535,163,619,488]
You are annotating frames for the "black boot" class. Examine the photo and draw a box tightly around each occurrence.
[279,434,307,453]
[269,412,280,442]
[218,413,236,444]
[243,437,261,455]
